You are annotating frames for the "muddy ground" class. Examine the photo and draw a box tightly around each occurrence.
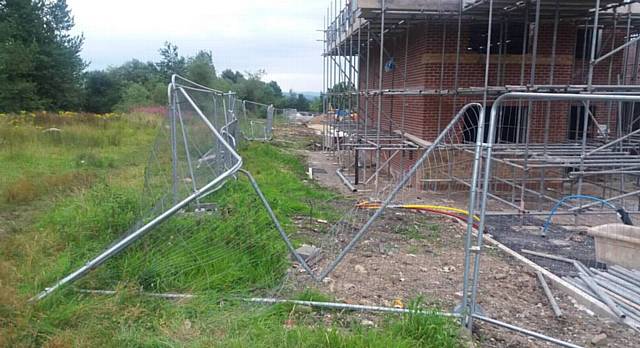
[281,124,639,347]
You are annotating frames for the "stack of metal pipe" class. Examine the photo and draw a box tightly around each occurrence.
[564,265,640,330]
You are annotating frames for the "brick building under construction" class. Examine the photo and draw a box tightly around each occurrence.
[322,0,640,215]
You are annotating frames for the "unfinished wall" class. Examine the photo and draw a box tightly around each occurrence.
[358,19,630,144]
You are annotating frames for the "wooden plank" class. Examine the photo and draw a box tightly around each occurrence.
[393,130,432,148]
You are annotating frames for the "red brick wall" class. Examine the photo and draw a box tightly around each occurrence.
[357,20,633,144]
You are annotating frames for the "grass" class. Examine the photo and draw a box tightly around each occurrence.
[0,112,463,347]
[0,111,158,207]
[3,171,96,204]
[394,218,442,242]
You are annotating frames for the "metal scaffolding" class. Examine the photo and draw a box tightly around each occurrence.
[322,0,640,216]
[320,0,640,344]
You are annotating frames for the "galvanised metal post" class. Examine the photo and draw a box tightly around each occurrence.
[399,22,410,196]
[213,93,219,137]
[521,0,542,216]
[266,105,274,140]
[170,88,179,204]
[436,21,446,134]
[512,3,529,207]
[242,100,248,139]
[363,21,371,184]
[605,9,618,146]
[471,314,583,348]
[323,14,327,116]
[239,169,316,278]
[577,0,601,219]
[462,0,493,330]
[539,0,560,209]
[222,96,231,166]
[374,0,385,196]
[175,97,199,198]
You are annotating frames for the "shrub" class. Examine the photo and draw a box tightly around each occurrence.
[115,83,153,113]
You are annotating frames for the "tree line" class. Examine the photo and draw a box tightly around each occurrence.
[0,0,318,114]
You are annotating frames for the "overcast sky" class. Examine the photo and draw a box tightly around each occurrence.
[67,0,329,92]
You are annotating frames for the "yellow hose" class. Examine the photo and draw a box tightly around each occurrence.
[356,201,480,221]
[401,205,480,221]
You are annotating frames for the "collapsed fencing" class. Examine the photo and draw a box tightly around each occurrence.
[33,86,489,336]
[33,74,640,346]
[32,76,310,300]
[318,92,640,346]
[311,102,484,280]
[32,76,242,300]
[316,93,640,346]
[33,77,489,314]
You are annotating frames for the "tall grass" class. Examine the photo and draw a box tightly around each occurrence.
[0,111,160,149]
[0,111,161,205]
[0,114,463,347]
[3,171,96,204]
[30,141,338,298]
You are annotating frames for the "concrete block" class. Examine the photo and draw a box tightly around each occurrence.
[293,244,321,265]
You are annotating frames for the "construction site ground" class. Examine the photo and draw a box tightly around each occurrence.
[278,123,640,348]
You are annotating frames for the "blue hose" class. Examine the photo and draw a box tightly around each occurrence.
[542,195,617,236]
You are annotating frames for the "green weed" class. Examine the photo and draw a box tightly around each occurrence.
[74,152,116,169]
[395,220,441,241]
[0,112,159,206]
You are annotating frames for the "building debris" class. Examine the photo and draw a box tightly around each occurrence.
[536,271,563,318]
[293,245,322,266]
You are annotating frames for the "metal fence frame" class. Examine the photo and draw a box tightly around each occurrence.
[33,71,640,346]
[31,76,292,301]
[32,75,243,301]
[239,100,274,141]
[461,92,640,345]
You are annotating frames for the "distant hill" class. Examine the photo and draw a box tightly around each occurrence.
[300,91,321,99]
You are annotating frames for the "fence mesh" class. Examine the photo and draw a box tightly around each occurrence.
[34,76,278,300]
[265,104,486,311]
[237,100,273,141]
[33,73,640,345]
[463,94,640,343]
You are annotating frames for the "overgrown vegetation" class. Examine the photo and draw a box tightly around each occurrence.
[0,0,317,114]
[0,111,159,206]
[0,114,462,347]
